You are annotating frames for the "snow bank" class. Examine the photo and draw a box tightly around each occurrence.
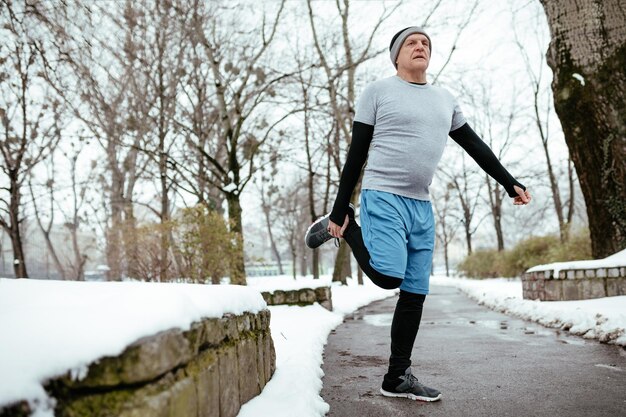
[431,275,626,346]
[527,248,626,276]
[0,275,396,417]
[246,275,331,292]
[0,279,266,413]
[239,275,397,417]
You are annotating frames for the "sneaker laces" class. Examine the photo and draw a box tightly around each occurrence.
[400,369,419,389]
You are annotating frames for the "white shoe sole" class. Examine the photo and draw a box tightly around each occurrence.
[303,216,329,248]
[380,388,442,402]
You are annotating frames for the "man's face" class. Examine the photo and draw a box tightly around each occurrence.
[396,33,430,71]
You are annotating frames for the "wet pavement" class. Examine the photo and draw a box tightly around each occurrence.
[321,285,626,417]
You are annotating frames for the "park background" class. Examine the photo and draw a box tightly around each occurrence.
[2,1,625,416]
[4,0,623,285]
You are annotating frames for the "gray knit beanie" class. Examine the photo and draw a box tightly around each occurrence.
[389,26,432,68]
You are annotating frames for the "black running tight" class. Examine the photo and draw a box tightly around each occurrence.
[342,219,426,382]
[342,219,403,289]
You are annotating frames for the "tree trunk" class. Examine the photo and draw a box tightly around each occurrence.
[226,192,246,285]
[444,242,450,277]
[30,181,67,280]
[566,156,575,226]
[540,0,626,257]
[41,230,66,279]
[8,172,27,278]
[70,227,86,281]
[535,98,567,242]
[332,244,348,285]
[312,248,319,279]
[290,243,297,280]
[300,246,308,277]
[159,171,170,283]
[464,224,473,256]
[123,203,141,279]
[107,163,125,281]
[486,176,505,251]
[262,204,284,275]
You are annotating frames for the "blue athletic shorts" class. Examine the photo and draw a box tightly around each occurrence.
[360,189,435,295]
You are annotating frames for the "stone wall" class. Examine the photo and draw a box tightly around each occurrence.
[0,310,275,417]
[523,267,626,301]
[261,286,332,310]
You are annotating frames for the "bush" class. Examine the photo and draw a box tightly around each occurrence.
[457,229,592,279]
[131,221,179,282]
[176,205,240,284]
[501,235,561,277]
[546,230,592,262]
[457,249,501,279]
[128,205,240,283]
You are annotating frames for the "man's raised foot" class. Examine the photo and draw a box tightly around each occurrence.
[304,203,355,249]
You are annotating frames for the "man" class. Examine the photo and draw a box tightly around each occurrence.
[305,27,532,402]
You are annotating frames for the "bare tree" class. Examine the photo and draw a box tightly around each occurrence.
[512,7,575,242]
[306,0,401,284]
[33,1,151,280]
[431,182,458,277]
[439,150,485,256]
[459,80,522,251]
[0,1,61,277]
[173,11,225,213]
[125,0,191,281]
[288,46,337,279]
[256,173,284,275]
[539,0,625,257]
[182,0,295,284]
[279,180,307,279]
[58,142,96,280]
[28,151,66,280]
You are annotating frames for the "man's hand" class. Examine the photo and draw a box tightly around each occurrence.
[328,214,350,238]
[513,185,531,205]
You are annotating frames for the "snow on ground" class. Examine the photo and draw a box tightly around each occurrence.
[238,275,397,417]
[0,275,396,417]
[431,275,626,347]
[246,275,331,292]
[527,248,626,276]
[11,271,623,417]
[0,279,267,415]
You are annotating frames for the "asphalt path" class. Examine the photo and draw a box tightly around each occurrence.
[321,285,626,417]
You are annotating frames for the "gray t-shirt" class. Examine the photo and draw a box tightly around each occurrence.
[354,75,466,201]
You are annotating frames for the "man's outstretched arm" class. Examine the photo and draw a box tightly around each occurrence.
[328,121,374,227]
[449,122,529,202]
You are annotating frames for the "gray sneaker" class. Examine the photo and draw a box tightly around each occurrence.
[380,368,442,402]
[304,204,355,249]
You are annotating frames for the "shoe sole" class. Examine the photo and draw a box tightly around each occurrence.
[380,388,442,402]
[304,216,330,249]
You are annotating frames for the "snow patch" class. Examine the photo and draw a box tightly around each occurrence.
[431,275,626,347]
[239,275,398,417]
[527,248,626,276]
[0,275,397,417]
[572,72,585,86]
[0,279,266,412]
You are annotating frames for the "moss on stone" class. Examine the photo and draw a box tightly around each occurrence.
[45,312,273,417]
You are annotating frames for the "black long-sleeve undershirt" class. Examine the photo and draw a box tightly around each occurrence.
[329,122,374,225]
[329,121,525,225]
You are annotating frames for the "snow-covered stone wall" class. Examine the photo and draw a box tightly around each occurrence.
[0,310,275,417]
[523,267,626,301]
[523,249,626,301]
[261,286,333,310]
